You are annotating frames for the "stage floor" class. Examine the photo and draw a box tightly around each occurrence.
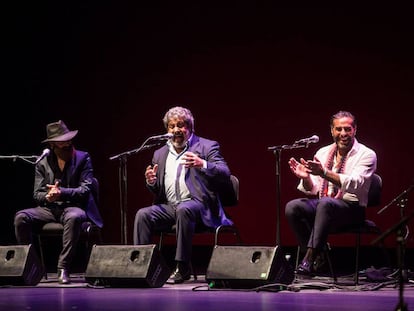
[1,272,414,311]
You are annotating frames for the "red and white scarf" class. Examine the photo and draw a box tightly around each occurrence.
[319,144,348,199]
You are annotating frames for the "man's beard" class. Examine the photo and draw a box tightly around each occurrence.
[172,140,187,150]
[54,145,74,162]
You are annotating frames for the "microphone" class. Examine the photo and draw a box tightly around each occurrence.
[294,135,319,145]
[35,148,50,164]
[148,133,173,140]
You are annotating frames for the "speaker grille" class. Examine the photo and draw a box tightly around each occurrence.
[85,244,171,288]
[0,245,44,286]
[206,245,294,289]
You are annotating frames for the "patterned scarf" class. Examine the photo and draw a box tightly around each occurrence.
[320,144,348,198]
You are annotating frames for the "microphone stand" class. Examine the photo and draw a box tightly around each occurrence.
[377,183,414,215]
[267,141,312,246]
[109,137,167,245]
[373,183,414,311]
[0,154,38,165]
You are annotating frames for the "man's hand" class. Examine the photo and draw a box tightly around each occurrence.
[288,157,311,179]
[181,152,203,168]
[45,181,61,202]
[145,164,158,185]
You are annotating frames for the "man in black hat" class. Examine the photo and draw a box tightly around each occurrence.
[14,120,103,284]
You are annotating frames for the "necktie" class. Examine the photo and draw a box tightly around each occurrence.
[175,163,183,203]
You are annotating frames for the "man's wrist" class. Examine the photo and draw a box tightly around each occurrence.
[146,180,156,186]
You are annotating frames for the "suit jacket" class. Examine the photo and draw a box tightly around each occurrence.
[33,149,103,228]
[148,134,233,228]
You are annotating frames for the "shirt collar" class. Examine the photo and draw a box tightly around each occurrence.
[167,133,193,157]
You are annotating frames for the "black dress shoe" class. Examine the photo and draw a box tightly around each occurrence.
[166,262,191,284]
[296,260,314,276]
[58,269,70,284]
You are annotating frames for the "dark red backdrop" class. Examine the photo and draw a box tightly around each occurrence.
[1,3,413,250]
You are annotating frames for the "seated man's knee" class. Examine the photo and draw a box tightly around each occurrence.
[63,209,85,226]
[65,215,83,227]
[136,208,151,222]
[317,197,334,214]
[285,199,300,218]
[14,211,28,226]
[175,205,192,220]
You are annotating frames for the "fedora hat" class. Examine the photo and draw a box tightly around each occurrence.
[42,120,78,143]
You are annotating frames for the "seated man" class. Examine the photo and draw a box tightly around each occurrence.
[285,110,377,276]
[133,106,233,284]
[14,120,103,284]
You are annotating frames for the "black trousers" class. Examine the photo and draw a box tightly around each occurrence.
[133,200,205,263]
[285,196,365,251]
[14,206,87,270]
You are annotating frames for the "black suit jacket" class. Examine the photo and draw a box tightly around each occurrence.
[34,149,103,228]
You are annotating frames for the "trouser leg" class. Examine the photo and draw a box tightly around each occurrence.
[310,197,364,250]
[14,207,55,244]
[285,198,316,251]
[133,204,175,245]
[58,207,87,270]
[174,201,203,263]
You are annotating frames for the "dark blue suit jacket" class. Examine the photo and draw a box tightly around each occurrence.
[148,134,233,228]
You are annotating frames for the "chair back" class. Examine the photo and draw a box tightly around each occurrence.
[91,177,99,205]
[85,177,104,228]
[217,175,239,207]
[367,173,382,207]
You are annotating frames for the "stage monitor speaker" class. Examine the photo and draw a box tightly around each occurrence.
[206,245,294,289]
[85,244,171,288]
[0,244,44,286]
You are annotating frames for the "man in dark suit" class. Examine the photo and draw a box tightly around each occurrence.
[133,106,233,284]
[14,120,103,284]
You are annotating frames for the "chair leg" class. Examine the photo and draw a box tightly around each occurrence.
[323,243,337,283]
[295,245,302,271]
[189,261,197,281]
[84,226,103,257]
[354,233,361,285]
[214,225,242,245]
[158,232,164,251]
[37,235,48,280]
